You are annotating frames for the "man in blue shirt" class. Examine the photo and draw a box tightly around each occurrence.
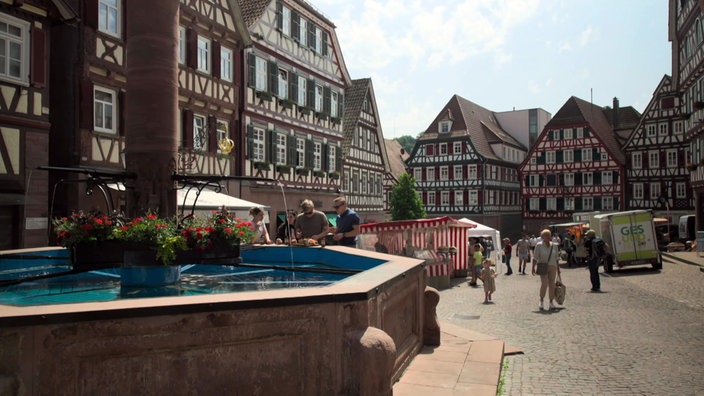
[332,196,360,247]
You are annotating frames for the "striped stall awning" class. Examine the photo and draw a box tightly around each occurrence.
[361,217,476,273]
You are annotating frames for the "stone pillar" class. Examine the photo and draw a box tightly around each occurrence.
[124,0,179,217]
[347,327,396,396]
[423,286,441,346]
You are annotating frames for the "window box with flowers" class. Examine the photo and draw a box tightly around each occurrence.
[686,162,698,171]
[276,164,292,173]
[253,161,271,171]
[295,167,310,176]
[315,111,328,120]
[278,98,296,109]
[328,171,340,180]
[255,91,273,102]
[313,170,326,178]
[330,117,342,125]
[299,106,312,115]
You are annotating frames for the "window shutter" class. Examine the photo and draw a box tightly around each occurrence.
[322,143,329,170]
[305,139,313,167]
[246,125,254,159]
[323,86,331,114]
[266,130,276,163]
[211,40,221,78]
[208,116,217,153]
[247,53,256,88]
[306,78,315,108]
[186,28,197,69]
[307,23,315,50]
[338,94,344,118]
[556,150,563,162]
[575,149,581,162]
[267,61,278,95]
[290,72,298,101]
[292,12,300,41]
[84,0,98,29]
[594,172,601,185]
[118,90,125,136]
[79,80,93,129]
[182,110,194,149]
[322,32,328,56]
[336,147,342,172]
[287,135,296,166]
[30,26,46,87]
[593,148,599,160]
[276,1,283,30]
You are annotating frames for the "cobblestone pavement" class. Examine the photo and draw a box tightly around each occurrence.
[436,258,704,395]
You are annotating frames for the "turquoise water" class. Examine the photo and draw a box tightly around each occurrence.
[0,248,374,306]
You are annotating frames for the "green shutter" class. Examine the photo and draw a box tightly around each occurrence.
[575,149,581,161]
[292,12,300,41]
[338,93,344,118]
[275,1,283,30]
[322,143,329,171]
[246,125,254,159]
[290,72,298,101]
[247,53,256,88]
[305,139,314,167]
[306,78,315,108]
[307,22,315,50]
[335,146,342,172]
[323,86,331,114]
[287,135,296,166]
[266,129,275,163]
[322,31,328,56]
[556,150,563,163]
[268,61,278,95]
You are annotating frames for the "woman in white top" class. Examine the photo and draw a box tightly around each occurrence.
[249,207,272,244]
[531,229,561,310]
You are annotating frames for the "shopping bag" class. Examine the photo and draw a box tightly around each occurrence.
[555,275,566,305]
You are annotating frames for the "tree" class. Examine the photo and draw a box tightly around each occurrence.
[390,173,426,221]
[395,135,417,155]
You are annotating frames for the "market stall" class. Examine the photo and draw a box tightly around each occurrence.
[359,217,475,289]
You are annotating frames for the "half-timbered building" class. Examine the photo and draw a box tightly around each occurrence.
[383,138,409,214]
[0,1,76,248]
[519,96,638,232]
[670,0,704,232]
[623,75,693,222]
[237,0,350,231]
[341,78,388,222]
[49,0,250,219]
[407,95,527,238]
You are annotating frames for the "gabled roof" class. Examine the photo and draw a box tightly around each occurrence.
[545,96,626,164]
[623,75,673,149]
[342,78,389,170]
[417,95,524,161]
[384,139,409,182]
[237,0,271,27]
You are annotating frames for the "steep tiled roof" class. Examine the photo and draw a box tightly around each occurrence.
[418,95,524,161]
[384,139,409,182]
[546,96,626,164]
[342,78,370,155]
[236,0,270,27]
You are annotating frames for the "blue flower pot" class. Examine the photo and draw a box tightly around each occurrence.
[121,250,181,287]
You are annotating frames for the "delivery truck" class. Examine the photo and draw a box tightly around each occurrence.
[589,210,662,272]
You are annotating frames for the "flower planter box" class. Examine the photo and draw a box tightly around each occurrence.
[122,249,181,287]
[71,240,126,271]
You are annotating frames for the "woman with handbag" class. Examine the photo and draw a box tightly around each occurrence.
[532,229,561,311]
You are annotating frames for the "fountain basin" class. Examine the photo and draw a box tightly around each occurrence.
[0,246,426,395]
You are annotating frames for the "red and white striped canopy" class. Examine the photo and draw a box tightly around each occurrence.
[360,216,476,233]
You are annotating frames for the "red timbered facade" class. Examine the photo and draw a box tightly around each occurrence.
[623,75,694,221]
[341,78,389,222]
[670,0,704,232]
[407,95,527,235]
[49,0,250,219]
[520,96,637,232]
[0,1,76,248]
[237,0,351,231]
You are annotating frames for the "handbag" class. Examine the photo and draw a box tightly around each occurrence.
[555,274,566,305]
[535,244,553,275]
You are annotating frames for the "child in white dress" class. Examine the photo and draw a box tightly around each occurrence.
[480,259,497,303]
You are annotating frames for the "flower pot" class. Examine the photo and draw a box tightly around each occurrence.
[199,243,242,264]
[71,240,126,270]
[121,250,181,287]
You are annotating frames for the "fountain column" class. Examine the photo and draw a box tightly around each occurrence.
[124,0,179,217]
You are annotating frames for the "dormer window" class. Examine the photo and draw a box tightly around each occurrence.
[439,121,452,133]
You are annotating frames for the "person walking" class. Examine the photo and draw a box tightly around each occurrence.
[531,229,561,310]
[331,196,360,247]
[469,243,484,286]
[480,258,497,303]
[584,229,606,292]
[502,238,513,275]
[516,234,531,274]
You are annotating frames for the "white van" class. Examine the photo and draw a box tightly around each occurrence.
[589,210,662,272]
[679,215,696,242]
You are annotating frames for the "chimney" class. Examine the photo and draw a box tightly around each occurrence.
[612,97,619,127]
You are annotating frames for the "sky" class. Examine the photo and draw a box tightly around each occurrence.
[312,0,672,139]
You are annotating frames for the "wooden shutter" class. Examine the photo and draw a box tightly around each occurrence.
[247,53,256,88]
[79,80,93,129]
[335,147,342,172]
[322,32,328,56]
[186,28,197,69]
[182,110,194,149]
[266,129,275,163]
[338,94,344,118]
[307,23,315,50]
[84,0,98,29]
[292,12,300,41]
[287,135,296,166]
[306,78,315,108]
[323,86,331,115]
[246,125,254,159]
[267,61,278,95]
[556,150,563,163]
[211,40,221,78]
[276,1,283,30]
[208,116,217,153]
[322,143,329,171]
[290,72,298,102]
[118,90,125,136]
[305,139,313,167]
[30,26,46,87]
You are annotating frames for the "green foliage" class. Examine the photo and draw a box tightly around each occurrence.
[390,173,426,221]
[395,135,417,155]
[112,212,187,265]
[52,211,118,248]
